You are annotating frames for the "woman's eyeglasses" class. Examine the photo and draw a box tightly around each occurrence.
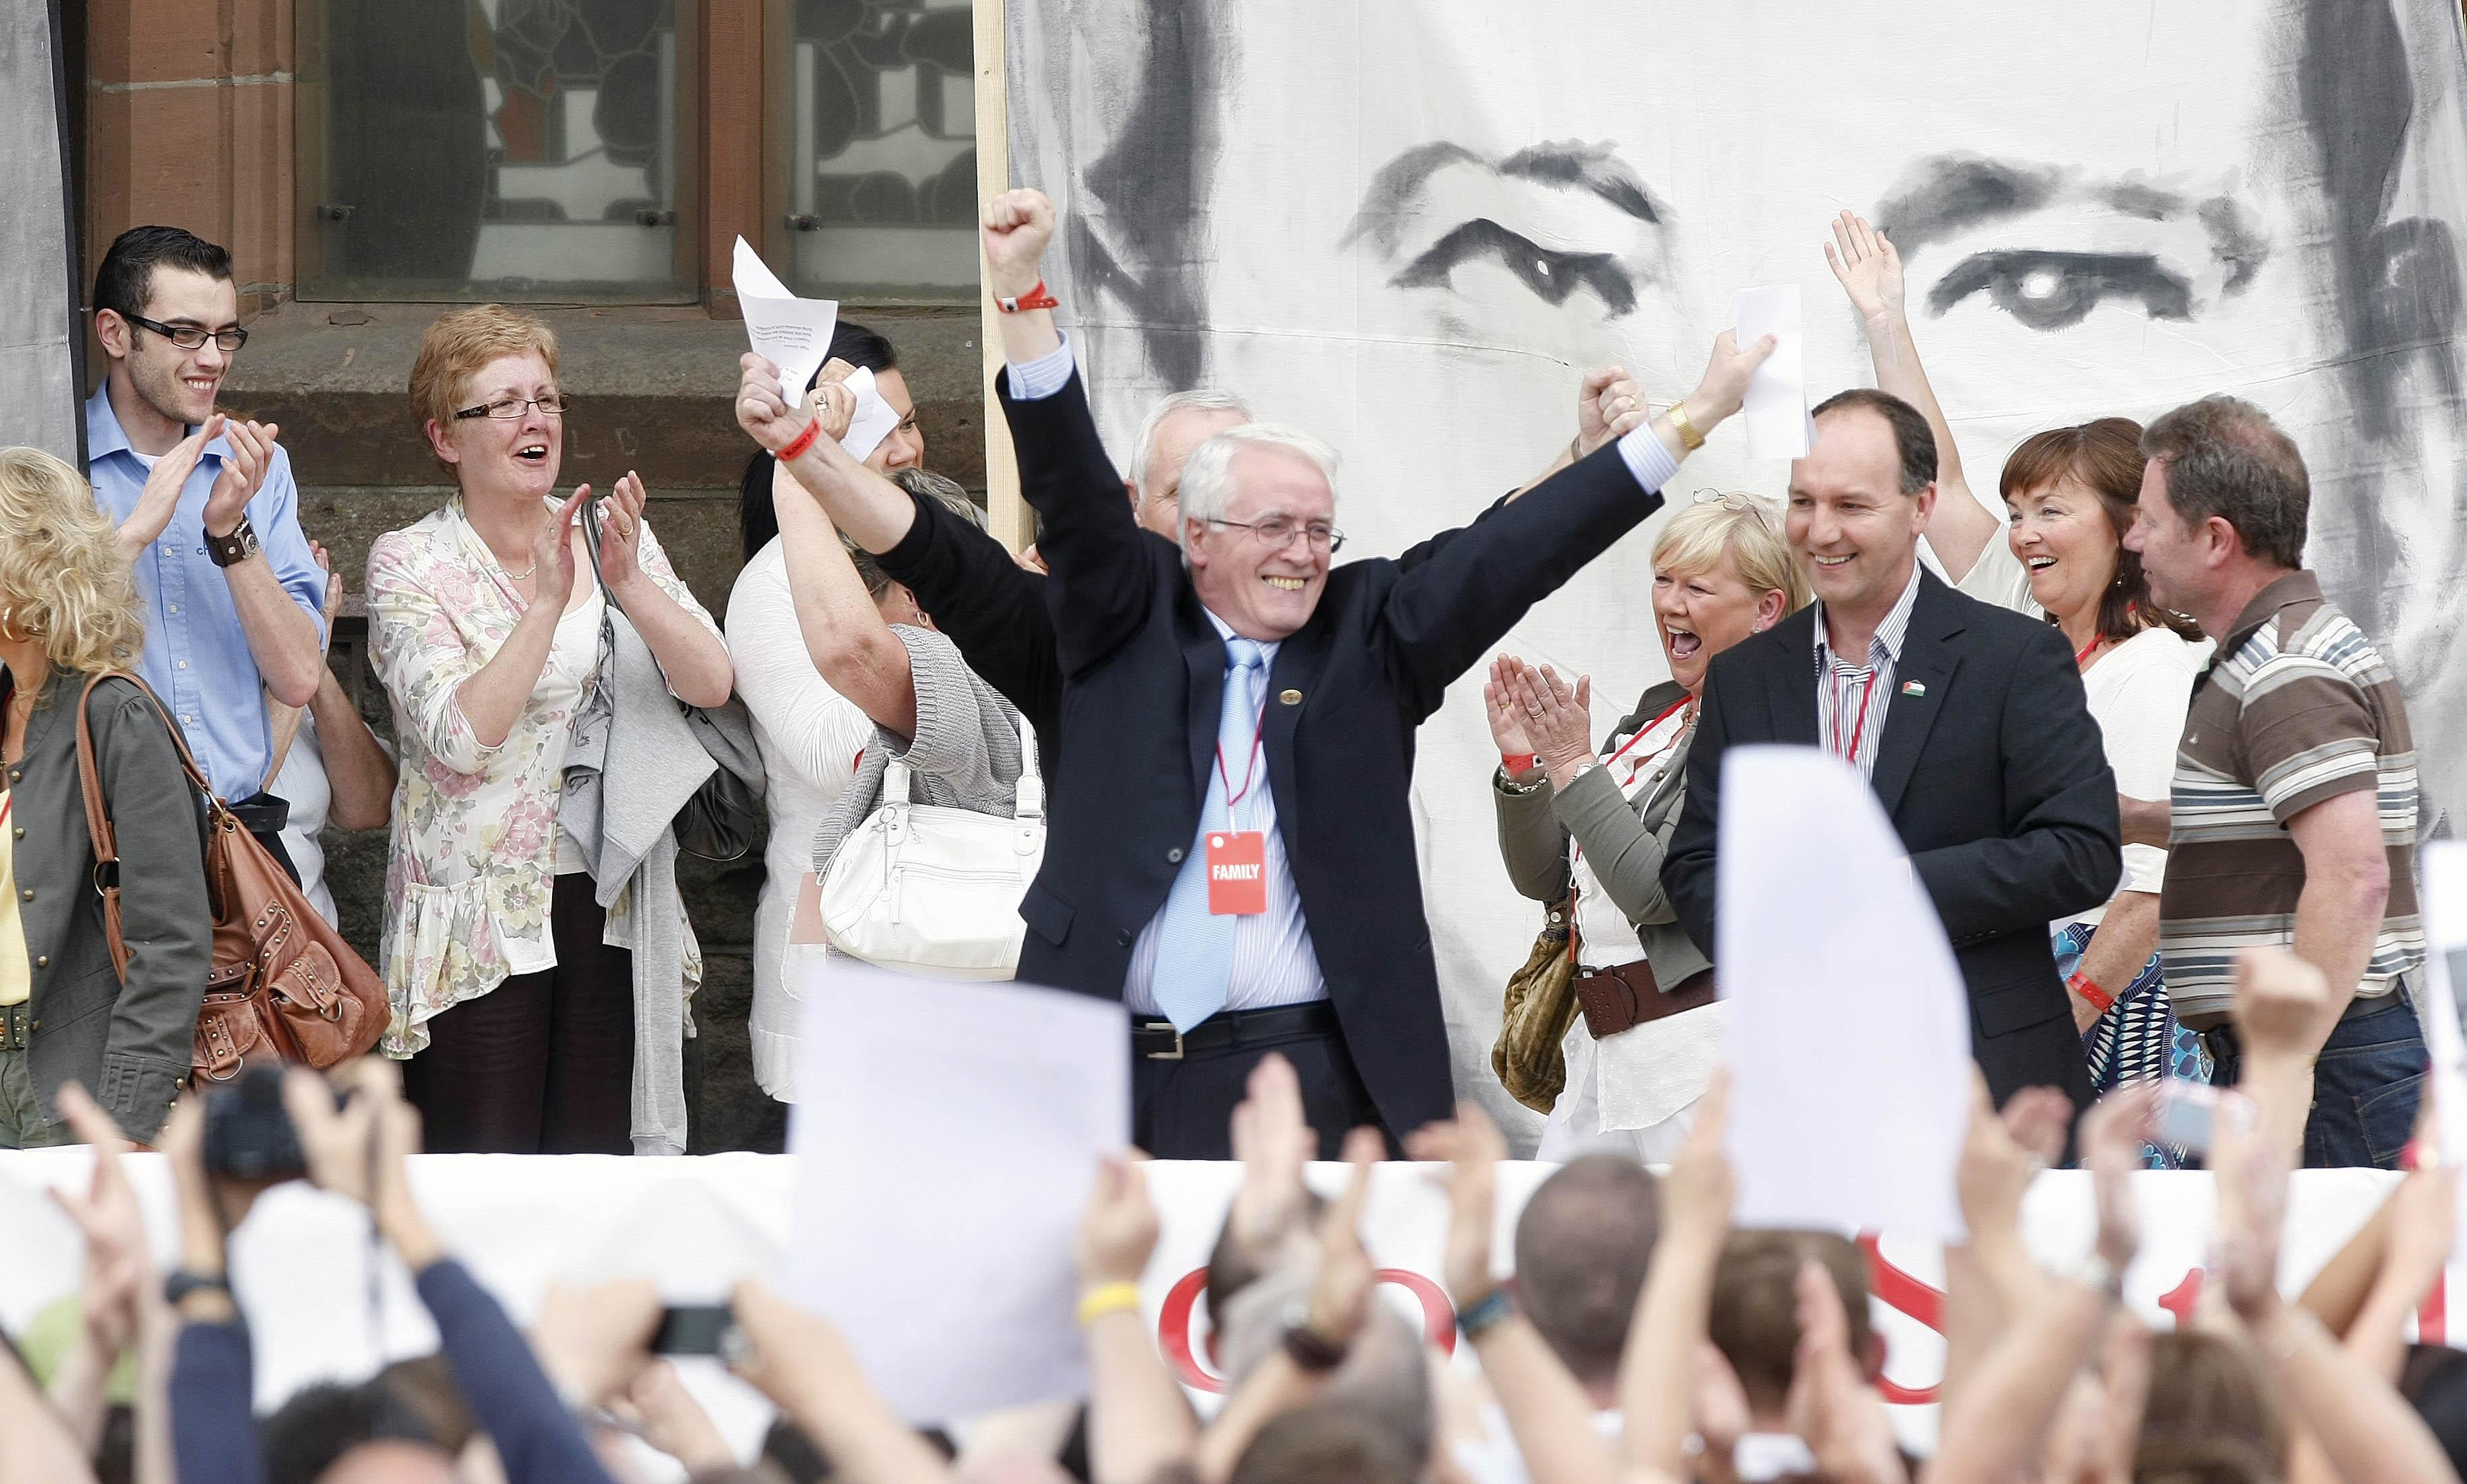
[1691,488,1779,524]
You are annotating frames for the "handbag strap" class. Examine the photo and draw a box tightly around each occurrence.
[76,671,218,978]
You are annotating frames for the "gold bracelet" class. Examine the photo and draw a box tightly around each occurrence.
[1667,401,1706,452]
[1076,1281,1144,1326]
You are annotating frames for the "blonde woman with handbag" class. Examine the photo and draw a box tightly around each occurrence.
[1490,492,1808,1162]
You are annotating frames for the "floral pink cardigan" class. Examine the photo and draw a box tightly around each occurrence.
[365,499,718,1055]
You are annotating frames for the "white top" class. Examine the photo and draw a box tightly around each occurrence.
[1570,704,1690,966]
[271,712,337,928]
[2060,624,2210,929]
[725,538,870,1101]
[1924,528,2040,617]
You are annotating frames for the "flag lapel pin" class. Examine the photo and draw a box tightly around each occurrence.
[1900,680,1927,697]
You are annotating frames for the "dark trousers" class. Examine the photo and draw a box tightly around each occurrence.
[1131,1012,1387,1160]
[402,873,635,1154]
[2205,993,2427,1171]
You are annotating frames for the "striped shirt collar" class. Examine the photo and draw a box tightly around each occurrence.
[1813,559,1924,673]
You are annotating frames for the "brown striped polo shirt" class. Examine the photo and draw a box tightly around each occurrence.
[2158,571,2424,1025]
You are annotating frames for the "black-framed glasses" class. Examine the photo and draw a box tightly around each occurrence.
[1206,514,1345,553]
[125,313,247,352]
[454,394,572,421]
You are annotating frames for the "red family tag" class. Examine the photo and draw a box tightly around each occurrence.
[1206,831,1268,915]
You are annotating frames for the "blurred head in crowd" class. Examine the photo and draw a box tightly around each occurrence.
[2001,417,2203,646]
[1129,390,1254,540]
[842,468,987,629]
[409,306,564,511]
[739,319,919,561]
[2128,394,2312,635]
[0,447,149,676]
[1231,1402,1420,1484]
[1651,492,1810,695]
[313,1441,459,1484]
[1178,424,1343,643]
[2133,1330,2288,1484]
[1220,1267,1434,1475]
[1513,1154,1659,1399]
[261,1378,451,1484]
[92,224,242,437]
[1707,1230,1876,1421]
[1788,389,1939,624]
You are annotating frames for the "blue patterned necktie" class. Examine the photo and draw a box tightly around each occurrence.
[1149,638,1269,1032]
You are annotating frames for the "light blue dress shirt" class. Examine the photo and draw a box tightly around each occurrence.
[84,383,328,801]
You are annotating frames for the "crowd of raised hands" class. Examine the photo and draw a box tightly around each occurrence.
[5,943,2462,1484]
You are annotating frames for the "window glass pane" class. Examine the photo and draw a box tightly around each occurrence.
[301,0,688,301]
[787,0,976,301]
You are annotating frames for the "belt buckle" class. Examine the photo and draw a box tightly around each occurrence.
[1141,1022,1185,1061]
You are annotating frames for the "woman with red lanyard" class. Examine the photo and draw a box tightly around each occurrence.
[1999,421,2212,1162]
[1490,492,1810,1162]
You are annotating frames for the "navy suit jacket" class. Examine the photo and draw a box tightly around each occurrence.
[1660,568,2121,1109]
[998,370,1668,1136]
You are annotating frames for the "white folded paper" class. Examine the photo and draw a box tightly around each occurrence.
[2416,842,2467,1258]
[1734,285,1810,460]
[1717,745,1971,1242]
[840,365,904,464]
[733,236,839,399]
[785,957,1131,1423]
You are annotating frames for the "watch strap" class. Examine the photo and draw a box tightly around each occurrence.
[206,515,260,567]
[1667,401,1706,452]
[164,1269,233,1306]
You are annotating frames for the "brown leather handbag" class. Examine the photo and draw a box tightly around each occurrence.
[76,673,387,1084]
[1491,894,1583,1114]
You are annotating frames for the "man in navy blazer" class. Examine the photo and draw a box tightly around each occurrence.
[1660,390,2121,1112]
[886,189,1773,1156]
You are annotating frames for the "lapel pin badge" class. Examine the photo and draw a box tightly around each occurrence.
[1899,680,1926,697]
[1279,689,1302,706]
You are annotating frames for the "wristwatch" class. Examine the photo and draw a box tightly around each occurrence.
[206,514,261,567]
[164,1270,232,1306]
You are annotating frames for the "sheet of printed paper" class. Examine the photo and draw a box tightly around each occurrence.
[732,236,839,400]
[840,365,903,462]
[1734,286,1809,460]
[2416,842,2467,1257]
[1717,745,1970,1241]
[785,957,1130,1423]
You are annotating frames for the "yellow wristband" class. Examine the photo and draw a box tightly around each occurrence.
[1076,1282,1144,1326]
[1666,400,1705,452]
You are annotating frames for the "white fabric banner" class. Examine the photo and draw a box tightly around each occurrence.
[1004,0,2467,1148]
[0,1152,2449,1460]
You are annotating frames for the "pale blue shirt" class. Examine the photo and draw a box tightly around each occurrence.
[84,384,328,801]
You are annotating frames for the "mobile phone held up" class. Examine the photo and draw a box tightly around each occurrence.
[653,1304,743,1358]
[2152,1079,2257,1158]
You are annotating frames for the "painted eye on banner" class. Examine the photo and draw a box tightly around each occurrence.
[1925,249,2197,332]
[1390,219,1640,315]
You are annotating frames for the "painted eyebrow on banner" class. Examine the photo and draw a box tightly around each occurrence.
[1874,154,2272,332]
[1341,140,1670,315]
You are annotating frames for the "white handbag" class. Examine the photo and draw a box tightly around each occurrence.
[814,715,1045,979]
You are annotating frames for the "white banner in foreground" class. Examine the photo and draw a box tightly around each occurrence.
[0,1154,2447,1458]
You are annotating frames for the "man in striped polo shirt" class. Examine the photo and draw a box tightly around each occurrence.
[2128,396,2427,1169]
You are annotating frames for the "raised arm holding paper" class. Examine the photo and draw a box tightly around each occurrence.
[961,185,1773,1157]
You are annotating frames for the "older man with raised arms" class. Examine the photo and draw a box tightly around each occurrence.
[739,189,1769,1156]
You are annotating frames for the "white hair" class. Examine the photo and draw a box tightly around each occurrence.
[1174,422,1342,533]
[1128,388,1253,498]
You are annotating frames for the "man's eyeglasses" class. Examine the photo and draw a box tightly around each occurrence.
[454,394,572,421]
[1206,514,1345,553]
[125,314,247,352]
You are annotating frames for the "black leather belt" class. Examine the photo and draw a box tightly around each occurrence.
[0,1001,30,1054]
[1132,1001,1341,1061]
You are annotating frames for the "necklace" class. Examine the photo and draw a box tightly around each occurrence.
[508,559,538,582]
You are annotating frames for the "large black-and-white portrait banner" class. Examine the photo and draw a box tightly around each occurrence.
[1008,0,2467,1142]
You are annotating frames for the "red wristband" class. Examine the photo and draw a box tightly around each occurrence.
[996,278,1061,313]
[2067,970,2114,1014]
[775,419,823,462]
[1501,753,1538,775]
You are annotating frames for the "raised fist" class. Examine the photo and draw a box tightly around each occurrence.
[982,188,1058,299]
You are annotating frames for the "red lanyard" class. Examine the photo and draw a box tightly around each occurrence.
[1216,702,1269,813]
[1603,698,1693,785]
[1830,669,1879,762]
[2074,636,2101,669]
